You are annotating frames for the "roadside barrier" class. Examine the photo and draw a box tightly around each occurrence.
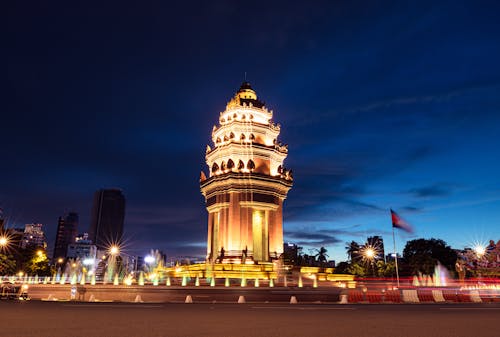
[480,290,500,303]
[469,290,482,303]
[339,294,348,304]
[348,290,364,303]
[442,289,458,302]
[366,291,382,303]
[402,289,419,303]
[417,289,434,302]
[457,291,471,303]
[432,290,446,302]
[384,290,401,303]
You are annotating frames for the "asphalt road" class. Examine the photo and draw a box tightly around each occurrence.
[0,301,498,337]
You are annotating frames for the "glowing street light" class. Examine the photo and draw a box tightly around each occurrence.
[0,236,8,247]
[109,245,120,256]
[474,245,486,257]
[144,255,155,264]
[363,247,376,260]
[361,245,377,277]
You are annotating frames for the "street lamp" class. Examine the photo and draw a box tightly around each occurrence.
[144,255,155,264]
[364,248,375,260]
[362,246,377,277]
[0,235,8,247]
[474,245,486,258]
[109,245,120,256]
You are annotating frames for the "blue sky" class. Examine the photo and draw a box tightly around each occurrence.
[3,0,500,262]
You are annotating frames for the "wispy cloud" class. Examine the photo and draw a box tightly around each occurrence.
[409,183,454,198]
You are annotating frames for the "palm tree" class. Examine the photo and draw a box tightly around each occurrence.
[345,241,360,261]
[315,247,329,266]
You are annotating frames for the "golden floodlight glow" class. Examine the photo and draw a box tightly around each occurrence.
[365,248,375,258]
[361,246,376,261]
[109,245,119,256]
[200,82,293,264]
[0,236,8,247]
[474,245,486,257]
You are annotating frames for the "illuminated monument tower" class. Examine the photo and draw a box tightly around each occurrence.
[200,82,293,263]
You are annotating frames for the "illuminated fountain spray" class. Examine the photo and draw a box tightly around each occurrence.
[433,262,450,287]
[106,245,120,283]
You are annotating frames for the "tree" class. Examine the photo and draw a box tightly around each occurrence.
[314,247,329,266]
[334,261,350,274]
[403,238,457,275]
[0,253,16,275]
[347,262,366,277]
[24,248,51,276]
[375,260,396,277]
[345,241,360,261]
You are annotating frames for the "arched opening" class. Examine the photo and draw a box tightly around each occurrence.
[247,160,255,170]
[237,160,245,170]
[227,159,234,169]
[221,161,226,171]
[212,163,219,173]
[223,135,229,141]
[277,165,282,174]
[216,137,221,143]
[240,134,246,140]
[229,132,234,139]
[249,133,255,141]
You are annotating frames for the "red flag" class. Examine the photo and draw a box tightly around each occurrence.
[391,209,413,233]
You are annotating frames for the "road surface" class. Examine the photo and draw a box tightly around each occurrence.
[0,301,498,337]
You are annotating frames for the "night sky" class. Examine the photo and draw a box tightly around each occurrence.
[4,1,500,263]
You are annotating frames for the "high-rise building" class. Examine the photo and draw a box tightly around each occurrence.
[66,233,97,263]
[53,212,79,260]
[0,208,4,231]
[22,223,47,249]
[88,189,126,251]
[200,82,293,263]
[283,242,299,265]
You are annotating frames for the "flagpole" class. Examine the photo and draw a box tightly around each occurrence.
[392,226,400,288]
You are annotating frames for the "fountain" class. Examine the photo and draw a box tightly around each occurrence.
[433,262,450,287]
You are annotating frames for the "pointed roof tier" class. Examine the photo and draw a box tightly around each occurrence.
[226,82,265,109]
